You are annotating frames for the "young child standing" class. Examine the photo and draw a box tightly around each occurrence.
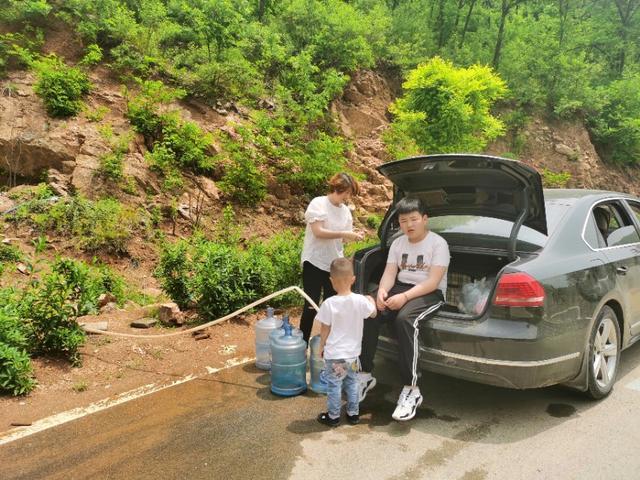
[316,257,376,427]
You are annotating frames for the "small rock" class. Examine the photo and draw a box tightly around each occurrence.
[10,420,32,427]
[100,302,118,314]
[554,143,576,158]
[193,332,210,341]
[158,302,181,324]
[16,263,29,275]
[80,322,109,332]
[131,318,157,329]
[98,293,117,308]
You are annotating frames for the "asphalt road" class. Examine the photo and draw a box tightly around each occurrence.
[2,343,640,480]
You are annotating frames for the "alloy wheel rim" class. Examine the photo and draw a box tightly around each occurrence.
[592,316,618,390]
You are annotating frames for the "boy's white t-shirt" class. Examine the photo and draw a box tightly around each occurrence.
[316,293,375,360]
[301,196,353,272]
[387,231,450,295]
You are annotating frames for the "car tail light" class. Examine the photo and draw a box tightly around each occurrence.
[493,272,545,307]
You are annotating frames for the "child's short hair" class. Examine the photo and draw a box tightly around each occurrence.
[330,257,354,277]
[396,196,427,216]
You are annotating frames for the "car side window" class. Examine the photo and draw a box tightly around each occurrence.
[593,201,640,248]
[584,214,604,249]
[626,201,640,225]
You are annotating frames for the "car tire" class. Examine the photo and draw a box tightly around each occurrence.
[586,305,621,400]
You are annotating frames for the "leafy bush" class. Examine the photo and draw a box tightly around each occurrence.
[33,55,91,118]
[219,153,267,205]
[0,0,52,24]
[387,57,507,155]
[11,195,140,254]
[156,229,303,320]
[541,168,571,188]
[0,243,23,263]
[98,124,132,181]
[20,272,85,364]
[588,74,640,165]
[154,240,192,310]
[0,343,36,395]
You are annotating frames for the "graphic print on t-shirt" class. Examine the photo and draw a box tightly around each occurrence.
[400,252,429,273]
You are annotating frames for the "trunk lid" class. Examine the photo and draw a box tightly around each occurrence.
[378,154,547,236]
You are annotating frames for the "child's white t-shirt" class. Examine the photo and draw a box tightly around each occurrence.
[387,231,450,295]
[301,196,353,271]
[316,293,375,360]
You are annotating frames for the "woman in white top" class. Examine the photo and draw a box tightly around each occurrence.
[299,173,363,343]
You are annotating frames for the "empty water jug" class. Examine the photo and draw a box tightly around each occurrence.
[309,335,327,394]
[254,307,282,370]
[271,323,307,396]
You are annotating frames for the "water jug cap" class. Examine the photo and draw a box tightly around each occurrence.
[284,322,292,337]
[282,314,290,327]
[266,306,274,317]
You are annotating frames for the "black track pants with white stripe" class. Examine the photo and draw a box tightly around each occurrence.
[360,283,444,386]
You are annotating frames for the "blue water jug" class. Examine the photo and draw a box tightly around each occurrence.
[255,307,282,370]
[271,323,307,396]
[309,335,327,394]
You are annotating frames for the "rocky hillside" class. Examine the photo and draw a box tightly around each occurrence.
[2,63,640,283]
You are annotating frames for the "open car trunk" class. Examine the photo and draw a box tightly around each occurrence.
[354,245,514,317]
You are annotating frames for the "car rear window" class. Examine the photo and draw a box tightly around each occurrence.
[429,198,576,249]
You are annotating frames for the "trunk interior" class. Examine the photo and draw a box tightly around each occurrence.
[355,245,513,317]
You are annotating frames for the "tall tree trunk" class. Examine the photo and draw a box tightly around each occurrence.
[258,0,267,22]
[459,0,477,48]
[492,0,510,68]
[558,0,570,46]
[453,0,467,32]
[437,0,447,48]
[614,0,640,75]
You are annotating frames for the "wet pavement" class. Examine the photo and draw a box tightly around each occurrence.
[3,343,640,480]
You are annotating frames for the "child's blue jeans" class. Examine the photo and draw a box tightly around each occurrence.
[324,357,359,420]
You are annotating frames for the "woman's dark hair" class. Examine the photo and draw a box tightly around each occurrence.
[396,197,427,216]
[328,172,360,196]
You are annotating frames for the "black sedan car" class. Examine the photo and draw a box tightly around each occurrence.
[354,154,640,399]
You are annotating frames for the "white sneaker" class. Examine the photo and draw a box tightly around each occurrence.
[358,373,377,403]
[392,386,423,421]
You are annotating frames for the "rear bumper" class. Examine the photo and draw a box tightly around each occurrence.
[375,314,586,389]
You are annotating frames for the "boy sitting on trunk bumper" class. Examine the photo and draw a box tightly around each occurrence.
[359,197,450,421]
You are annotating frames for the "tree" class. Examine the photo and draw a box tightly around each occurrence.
[386,57,508,155]
[493,0,526,68]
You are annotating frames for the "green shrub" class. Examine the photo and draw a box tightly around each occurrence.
[219,154,267,205]
[156,229,304,320]
[20,272,85,364]
[541,168,571,188]
[33,55,91,118]
[98,125,132,181]
[79,44,103,67]
[387,57,507,154]
[0,343,36,396]
[366,214,383,230]
[30,196,139,254]
[0,243,23,263]
[52,258,126,314]
[588,74,640,165]
[154,240,192,310]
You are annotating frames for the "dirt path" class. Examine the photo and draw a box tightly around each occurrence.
[0,306,303,434]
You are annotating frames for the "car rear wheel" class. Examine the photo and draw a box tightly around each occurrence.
[586,305,620,400]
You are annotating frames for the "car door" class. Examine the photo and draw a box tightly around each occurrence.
[594,200,640,332]
[620,199,640,336]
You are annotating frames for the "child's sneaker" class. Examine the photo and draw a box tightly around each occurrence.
[317,412,340,427]
[358,372,376,402]
[391,386,423,421]
[346,413,360,425]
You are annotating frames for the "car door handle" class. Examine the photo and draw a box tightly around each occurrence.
[616,266,628,275]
